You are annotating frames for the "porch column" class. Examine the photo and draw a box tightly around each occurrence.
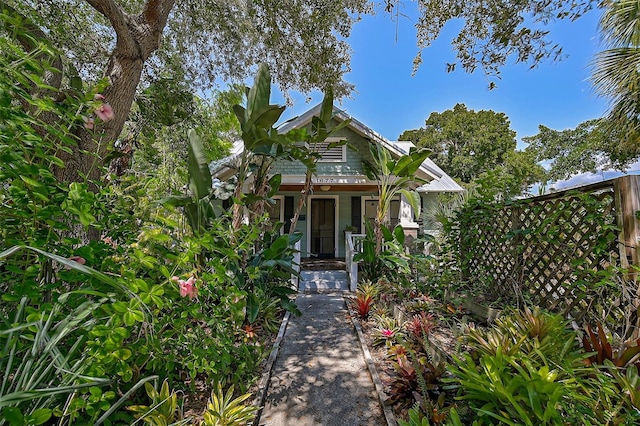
[399,194,419,239]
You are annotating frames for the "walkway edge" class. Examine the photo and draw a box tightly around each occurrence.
[252,310,291,426]
[346,297,398,426]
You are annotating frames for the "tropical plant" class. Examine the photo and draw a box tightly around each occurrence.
[355,222,412,283]
[287,88,350,232]
[372,315,405,346]
[200,384,258,426]
[159,130,221,237]
[582,322,640,369]
[448,351,567,425]
[590,0,640,157]
[362,143,430,254]
[386,354,447,408]
[445,307,594,425]
[230,63,290,230]
[406,312,436,341]
[398,403,430,426]
[354,293,374,320]
[127,380,185,425]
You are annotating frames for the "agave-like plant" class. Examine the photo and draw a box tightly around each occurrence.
[128,379,186,425]
[200,384,258,426]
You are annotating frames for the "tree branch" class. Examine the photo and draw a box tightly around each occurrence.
[85,0,137,54]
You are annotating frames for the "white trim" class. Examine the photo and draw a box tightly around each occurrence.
[360,195,403,230]
[306,195,339,258]
[281,175,372,185]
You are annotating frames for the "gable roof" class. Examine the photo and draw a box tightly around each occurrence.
[211,103,463,193]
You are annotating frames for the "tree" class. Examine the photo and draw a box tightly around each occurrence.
[590,0,640,157]
[523,118,632,182]
[362,144,430,254]
[399,104,544,198]
[395,0,596,83]
[2,0,371,188]
[130,83,241,196]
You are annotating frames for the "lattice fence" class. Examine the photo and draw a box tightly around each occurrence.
[457,181,624,324]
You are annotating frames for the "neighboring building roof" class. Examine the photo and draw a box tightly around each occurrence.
[211,103,463,193]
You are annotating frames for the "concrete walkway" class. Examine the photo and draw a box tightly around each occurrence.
[258,293,386,425]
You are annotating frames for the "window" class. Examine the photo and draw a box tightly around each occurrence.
[311,137,346,162]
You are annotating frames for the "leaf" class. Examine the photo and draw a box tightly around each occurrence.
[2,407,24,425]
[187,129,212,201]
[393,225,405,245]
[319,87,334,123]
[400,189,421,220]
[267,174,281,197]
[26,408,52,425]
[252,104,286,129]
[246,63,271,123]
[246,293,260,323]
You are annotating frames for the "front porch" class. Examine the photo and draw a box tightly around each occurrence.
[300,257,346,271]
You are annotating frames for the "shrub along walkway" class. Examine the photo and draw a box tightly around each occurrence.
[257,291,387,425]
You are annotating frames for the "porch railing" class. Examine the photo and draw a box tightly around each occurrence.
[345,232,365,292]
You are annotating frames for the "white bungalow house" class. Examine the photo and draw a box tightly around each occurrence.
[211,104,463,260]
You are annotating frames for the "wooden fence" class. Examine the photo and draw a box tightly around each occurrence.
[458,175,640,332]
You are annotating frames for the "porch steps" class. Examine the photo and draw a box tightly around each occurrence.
[298,270,349,293]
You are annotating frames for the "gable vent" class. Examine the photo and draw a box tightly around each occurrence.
[312,139,346,162]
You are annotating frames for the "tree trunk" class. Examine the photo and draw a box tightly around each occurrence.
[289,172,314,234]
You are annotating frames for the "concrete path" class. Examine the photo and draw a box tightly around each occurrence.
[258,293,386,426]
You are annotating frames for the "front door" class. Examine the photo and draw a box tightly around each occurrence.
[310,198,336,258]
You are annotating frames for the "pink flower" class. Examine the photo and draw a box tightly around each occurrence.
[83,116,95,129]
[95,103,114,122]
[65,256,86,270]
[94,94,105,101]
[382,329,394,338]
[177,276,198,300]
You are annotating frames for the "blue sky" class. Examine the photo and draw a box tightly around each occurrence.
[272,5,640,189]
[277,6,607,144]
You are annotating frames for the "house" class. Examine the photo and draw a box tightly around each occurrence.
[211,104,463,259]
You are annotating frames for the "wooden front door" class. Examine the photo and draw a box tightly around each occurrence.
[310,198,336,258]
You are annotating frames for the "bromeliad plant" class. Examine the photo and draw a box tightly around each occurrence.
[200,384,258,426]
[372,315,405,347]
[582,322,640,369]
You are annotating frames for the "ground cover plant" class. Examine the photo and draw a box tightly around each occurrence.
[351,190,640,425]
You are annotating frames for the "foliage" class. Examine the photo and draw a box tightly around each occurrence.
[354,293,374,319]
[372,315,405,347]
[130,84,239,197]
[445,307,606,425]
[229,63,292,229]
[397,404,431,426]
[449,190,620,316]
[287,88,350,232]
[400,103,545,199]
[362,143,429,253]
[127,380,185,425]
[582,322,640,369]
[200,384,258,426]
[159,130,220,237]
[386,352,448,409]
[355,222,412,284]
[522,118,631,182]
[403,0,595,83]
[406,312,437,341]
[590,0,640,160]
